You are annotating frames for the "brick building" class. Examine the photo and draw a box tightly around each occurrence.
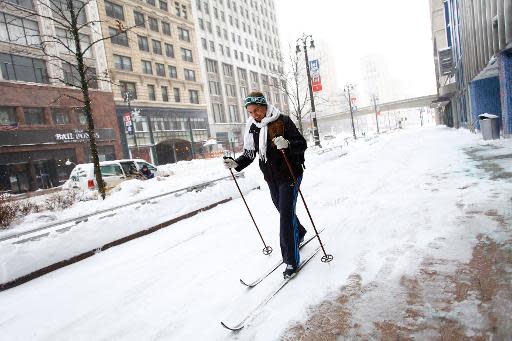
[0,0,121,193]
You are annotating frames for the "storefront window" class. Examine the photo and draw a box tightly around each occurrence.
[52,108,69,125]
[24,107,45,125]
[0,106,17,125]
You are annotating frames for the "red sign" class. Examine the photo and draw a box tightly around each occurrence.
[311,75,322,93]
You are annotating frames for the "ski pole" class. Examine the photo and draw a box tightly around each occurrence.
[227,166,273,255]
[279,150,333,263]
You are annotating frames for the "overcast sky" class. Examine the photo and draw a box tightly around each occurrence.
[275,0,438,100]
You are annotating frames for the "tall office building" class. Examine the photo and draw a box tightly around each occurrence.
[430,0,512,134]
[97,0,209,164]
[192,0,288,150]
[0,0,121,193]
[360,54,396,107]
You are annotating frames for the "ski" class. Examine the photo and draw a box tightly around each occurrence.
[221,246,321,331]
[240,229,324,288]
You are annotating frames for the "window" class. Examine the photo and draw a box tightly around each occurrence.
[250,71,258,83]
[109,27,129,46]
[216,25,221,37]
[0,13,40,46]
[152,39,162,54]
[160,0,168,11]
[219,44,224,55]
[203,1,209,14]
[141,60,152,74]
[138,35,149,51]
[178,27,190,41]
[165,43,174,57]
[174,1,181,16]
[134,11,145,27]
[209,41,215,52]
[189,90,199,104]
[113,54,132,71]
[120,81,137,99]
[168,65,177,78]
[155,63,165,76]
[162,22,171,35]
[206,21,212,33]
[181,48,193,62]
[4,0,34,10]
[225,83,236,97]
[184,69,196,81]
[161,86,169,102]
[205,58,218,73]
[147,85,156,100]
[0,53,48,84]
[50,0,87,24]
[55,28,92,58]
[261,74,268,85]
[237,67,247,81]
[222,63,233,77]
[62,62,98,88]
[208,80,221,95]
[198,18,204,30]
[105,1,124,20]
[0,106,17,127]
[24,107,45,125]
[228,105,239,122]
[182,4,188,18]
[147,0,155,5]
[212,103,225,123]
[201,38,207,50]
[173,87,180,102]
[148,17,158,31]
[52,109,69,125]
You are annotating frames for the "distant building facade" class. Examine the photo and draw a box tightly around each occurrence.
[97,0,209,164]
[430,0,512,135]
[192,0,287,151]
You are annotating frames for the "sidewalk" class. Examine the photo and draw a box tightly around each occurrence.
[282,139,512,340]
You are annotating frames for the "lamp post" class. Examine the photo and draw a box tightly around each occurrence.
[296,34,321,147]
[371,94,380,134]
[344,83,357,140]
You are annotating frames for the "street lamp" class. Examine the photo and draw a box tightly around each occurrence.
[296,34,321,147]
[344,83,357,140]
[371,94,380,134]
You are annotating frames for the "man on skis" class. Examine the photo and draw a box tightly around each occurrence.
[223,91,308,279]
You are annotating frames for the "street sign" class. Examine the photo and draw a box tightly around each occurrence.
[311,75,322,93]
[353,105,358,112]
[309,59,320,76]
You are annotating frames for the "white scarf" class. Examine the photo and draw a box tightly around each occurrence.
[243,104,281,162]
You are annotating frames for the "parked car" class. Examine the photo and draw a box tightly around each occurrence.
[65,160,130,191]
[64,159,168,191]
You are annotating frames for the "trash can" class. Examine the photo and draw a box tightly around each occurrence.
[478,113,500,140]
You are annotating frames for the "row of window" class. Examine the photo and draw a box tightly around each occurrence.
[205,58,280,86]
[105,0,189,21]
[198,17,280,61]
[0,106,88,127]
[132,9,190,41]
[196,0,280,50]
[120,81,199,104]
[201,38,279,71]
[113,54,196,81]
[211,102,242,124]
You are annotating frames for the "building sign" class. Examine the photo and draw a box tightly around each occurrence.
[0,128,116,146]
[312,75,323,92]
[54,129,100,143]
[124,112,133,135]
[309,59,322,93]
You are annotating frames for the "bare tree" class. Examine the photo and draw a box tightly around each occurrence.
[273,47,310,134]
[0,0,137,199]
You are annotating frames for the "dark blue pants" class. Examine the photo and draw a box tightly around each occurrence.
[267,176,305,267]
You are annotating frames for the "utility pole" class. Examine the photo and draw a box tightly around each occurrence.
[344,84,357,140]
[372,95,380,134]
[296,34,321,147]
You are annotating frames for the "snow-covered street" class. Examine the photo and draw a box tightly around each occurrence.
[0,126,511,340]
